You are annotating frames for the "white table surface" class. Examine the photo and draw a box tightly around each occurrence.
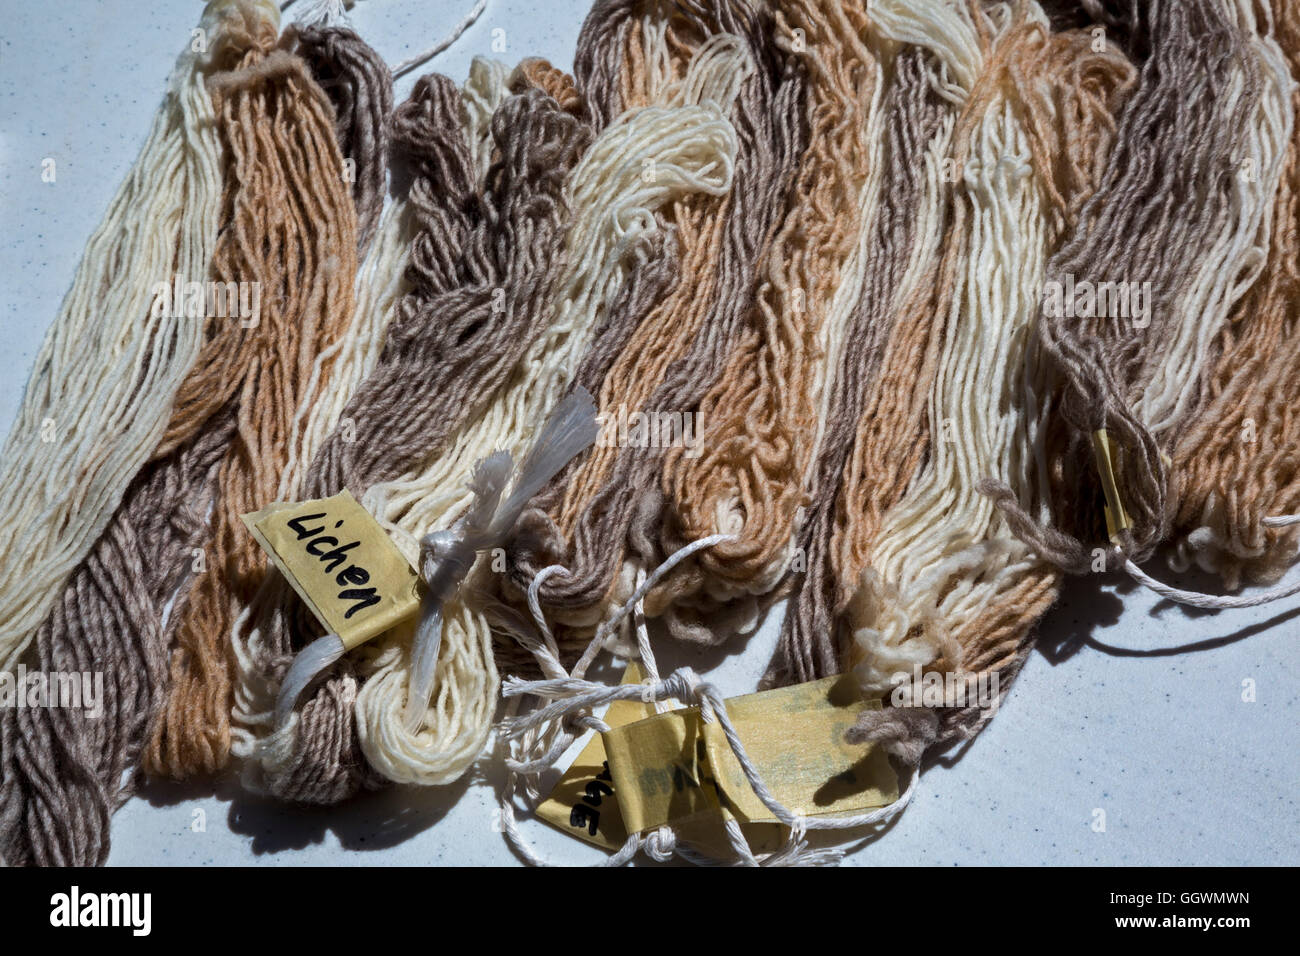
[1,0,1295,867]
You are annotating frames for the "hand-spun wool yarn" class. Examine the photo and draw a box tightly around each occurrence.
[146,19,394,783]
[237,50,735,795]
[0,424,237,866]
[1131,3,1289,439]
[846,2,1138,735]
[652,0,886,636]
[841,0,1047,694]
[873,0,1286,753]
[232,56,513,724]
[230,73,476,802]
[842,0,1138,712]
[259,62,520,577]
[0,0,283,866]
[768,9,962,685]
[917,12,1136,739]
[0,0,247,672]
[1171,1,1300,588]
[505,0,807,655]
[350,46,742,789]
[273,57,510,506]
[271,204,412,508]
[491,4,1144,868]
[143,14,366,780]
[946,0,1290,745]
[513,56,586,116]
[822,0,984,687]
[984,0,1292,575]
[573,0,738,128]
[292,24,395,256]
[233,67,597,802]
[530,6,744,479]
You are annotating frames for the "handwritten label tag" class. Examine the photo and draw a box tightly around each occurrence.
[241,490,421,650]
[602,675,897,835]
[534,663,655,850]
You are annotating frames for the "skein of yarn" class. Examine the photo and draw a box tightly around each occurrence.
[825,0,991,686]
[769,0,973,686]
[239,28,746,797]
[292,22,396,256]
[0,0,246,673]
[652,0,886,636]
[842,1,1136,701]
[506,0,810,657]
[267,54,512,539]
[143,11,374,781]
[0,0,286,866]
[1170,1,1300,589]
[882,0,1289,752]
[984,0,1292,577]
[222,58,512,797]
[231,69,483,801]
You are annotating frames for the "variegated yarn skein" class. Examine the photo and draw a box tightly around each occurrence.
[0,0,249,673]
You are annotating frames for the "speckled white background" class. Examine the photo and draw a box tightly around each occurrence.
[1,0,1296,867]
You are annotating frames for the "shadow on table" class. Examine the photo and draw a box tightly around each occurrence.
[903,557,1298,783]
[1036,562,1300,663]
[136,761,476,856]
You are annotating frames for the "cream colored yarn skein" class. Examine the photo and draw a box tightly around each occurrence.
[0,0,272,670]
[848,0,1064,691]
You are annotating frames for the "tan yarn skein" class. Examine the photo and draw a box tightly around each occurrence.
[144,20,361,779]
[654,0,884,626]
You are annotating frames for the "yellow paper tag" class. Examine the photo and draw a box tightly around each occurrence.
[1091,429,1132,544]
[602,675,897,835]
[533,665,786,857]
[534,663,655,850]
[241,490,421,651]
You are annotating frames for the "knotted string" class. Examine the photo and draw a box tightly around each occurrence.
[495,533,922,867]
